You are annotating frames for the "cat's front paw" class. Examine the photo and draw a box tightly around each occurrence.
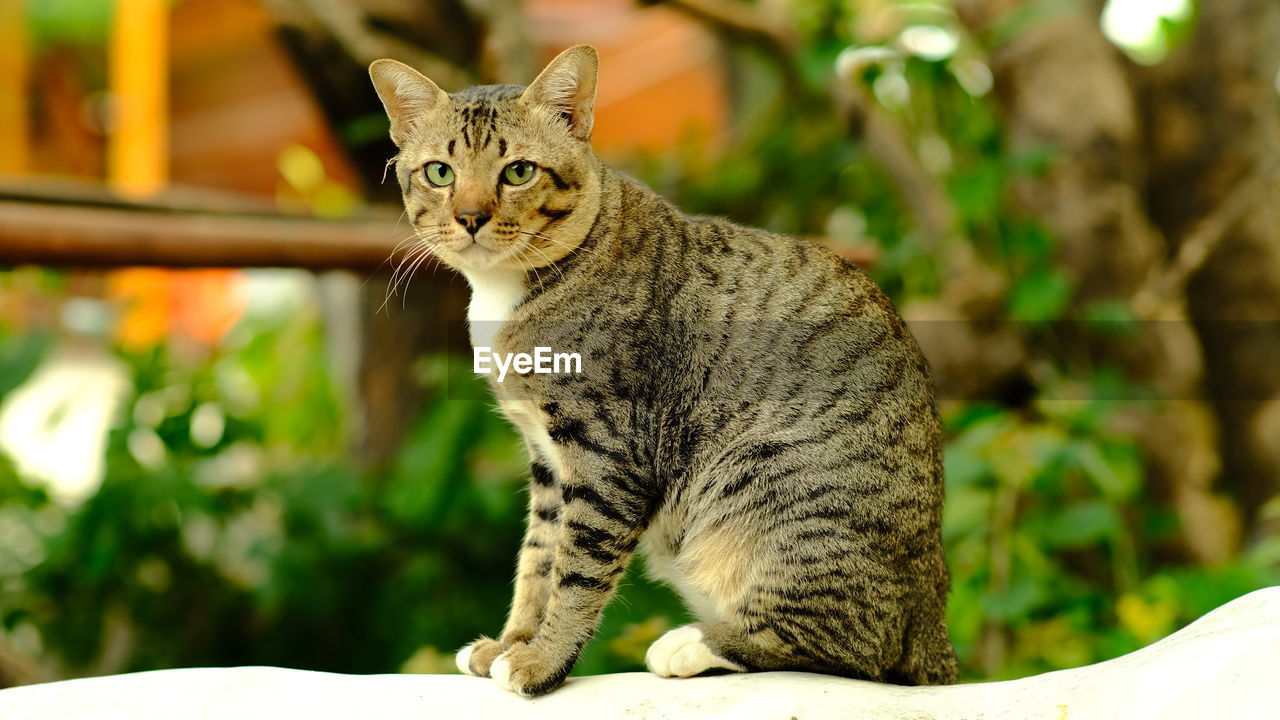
[456,636,506,677]
[645,625,746,678]
[490,642,572,697]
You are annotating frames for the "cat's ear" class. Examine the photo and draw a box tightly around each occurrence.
[521,44,599,141]
[369,59,450,147]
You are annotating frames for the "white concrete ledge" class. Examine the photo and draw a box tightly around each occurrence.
[2,587,1277,720]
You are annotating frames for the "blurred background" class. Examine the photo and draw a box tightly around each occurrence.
[1,0,1278,688]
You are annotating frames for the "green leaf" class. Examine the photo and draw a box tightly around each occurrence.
[383,400,483,526]
[943,485,993,542]
[0,332,51,398]
[948,163,1002,225]
[1073,441,1142,501]
[982,575,1046,621]
[1082,300,1141,335]
[1040,501,1120,548]
[1007,267,1074,324]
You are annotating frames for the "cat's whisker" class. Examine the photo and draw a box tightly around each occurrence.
[363,227,436,288]
[387,227,441,264]
[385,244,415,302]
[380,244,430,315]
[522,231,606,270]
[514,245,545,288]
[385,233,440,305]
[513,234,559,276]
[517,244,561,286]
[518,241,569,285]
[387,234,427,267]
[512,231,574,278]
[384,233,440,305]
[397,245,438,309]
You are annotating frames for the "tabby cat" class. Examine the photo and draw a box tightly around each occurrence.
[369,45,957,697]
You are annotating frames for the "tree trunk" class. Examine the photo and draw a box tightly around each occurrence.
[955,0,1238,564]
[1137,0,1280,536]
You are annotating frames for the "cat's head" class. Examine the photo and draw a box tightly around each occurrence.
[369,45,602,275]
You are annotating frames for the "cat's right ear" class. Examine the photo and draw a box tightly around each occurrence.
[369,59,450,147]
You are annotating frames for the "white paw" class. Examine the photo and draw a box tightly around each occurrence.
[645,625,746,678]
[455,644,475,675]
[490,652,514,692]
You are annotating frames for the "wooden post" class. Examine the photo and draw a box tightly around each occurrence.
[108,0,169,197]
[0,0,29,175]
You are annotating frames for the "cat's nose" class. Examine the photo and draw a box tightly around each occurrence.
[455,210,491,235]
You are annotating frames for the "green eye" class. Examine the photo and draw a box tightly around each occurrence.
[503,160,535,186]
[424,162,454,187]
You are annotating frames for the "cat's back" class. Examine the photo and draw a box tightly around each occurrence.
[684,213,886,321]
[610,185,926,389]
[603,172,908,339]
[602,175,942,487]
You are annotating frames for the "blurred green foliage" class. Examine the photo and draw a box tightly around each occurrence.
[24,0,114,48]
[943,397,1280,678]
[0,289,688,679]
[1,0,1276,688]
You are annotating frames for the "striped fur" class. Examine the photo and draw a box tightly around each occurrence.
[371,45,957,696]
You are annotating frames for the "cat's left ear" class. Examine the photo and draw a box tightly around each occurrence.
[521,44,598,141]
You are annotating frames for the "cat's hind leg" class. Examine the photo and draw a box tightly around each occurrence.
[649,610,889,679]
[645,624,747,678]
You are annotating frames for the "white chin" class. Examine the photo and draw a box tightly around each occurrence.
[445,242,511,271]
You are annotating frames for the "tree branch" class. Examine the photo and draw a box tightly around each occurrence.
[645,0,805,97]
[1132,158,1280,319]
[832,49,1007,315]
[650,0,796,50]
[262,0,472,89]
[832,65,954,248]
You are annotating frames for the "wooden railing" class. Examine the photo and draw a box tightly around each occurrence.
[0,176,405,270]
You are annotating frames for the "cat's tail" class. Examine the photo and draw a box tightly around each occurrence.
[890,557,959,685]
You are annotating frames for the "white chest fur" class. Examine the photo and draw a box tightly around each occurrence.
[463,267,527,349]
[462,266,557,467]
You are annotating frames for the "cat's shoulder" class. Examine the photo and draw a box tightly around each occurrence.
[685,214,866,273]
[608,167,870,278]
